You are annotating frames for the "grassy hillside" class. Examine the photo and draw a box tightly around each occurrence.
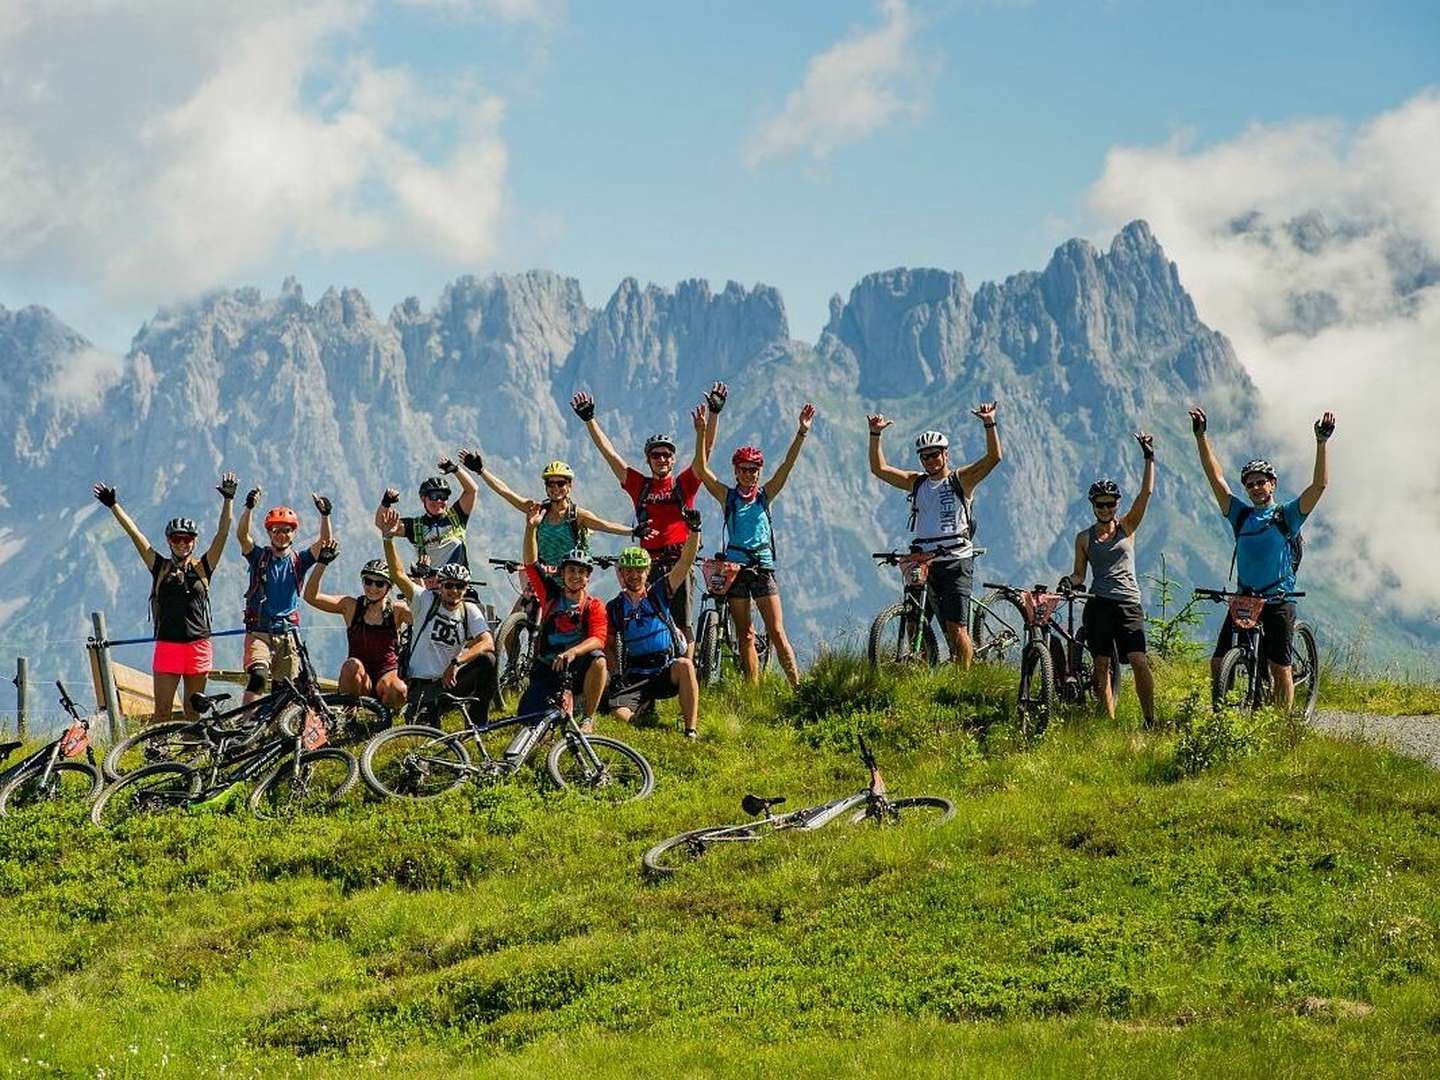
[1,659,1438,1077]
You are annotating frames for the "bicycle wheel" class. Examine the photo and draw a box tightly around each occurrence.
[0,761,102,816]
[360,724,470,799]
[495,613,538,711]
[696,610,721,687]
[867,603,940,668]
[755,631,772,673]
[249,748,359,818]
[1214,647,1259,711]
[642,824,759,879]
[1017,642,1055,738]
[845,795,956,826]
[546,734,655,803]
[103,720,209,781]
[1291,622,1321,720]
[89,763,201,827]
[971,592,1025,665]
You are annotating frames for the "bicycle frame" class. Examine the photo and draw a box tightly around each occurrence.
[0,681,95,790]
[1196,587,1306,708]
[983,582,1110,704]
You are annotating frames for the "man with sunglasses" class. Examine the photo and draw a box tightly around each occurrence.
[571,390,704,648]
[1061,434,1157,727]
[236,490,331,702]
[867,402,1003,667]
[380,509,496,727]
[374,452,481,569]
[1190,405,1336,711]
[303,543,413,710]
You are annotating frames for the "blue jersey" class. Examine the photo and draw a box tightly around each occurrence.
[1225,497,1306,599]
[244,546,317,628]
[607,579,679,675]
[723,487,774,568]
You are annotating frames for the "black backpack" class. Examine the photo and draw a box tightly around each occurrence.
[907,472,977,544]
[1229,504,1303,591]
[635,475,687,535]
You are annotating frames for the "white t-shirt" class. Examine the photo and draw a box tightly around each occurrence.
[910,472,973,557]
[408,591,489,680]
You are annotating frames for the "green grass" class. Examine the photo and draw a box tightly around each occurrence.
[1,657,1438,1077]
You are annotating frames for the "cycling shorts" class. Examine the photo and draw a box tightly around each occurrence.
[1081,597,1146,660]
[725,566,778,600]
[1212,601,1296,667]
[927,555,974,627]
[607,666,680,715]
[521,649,605,717]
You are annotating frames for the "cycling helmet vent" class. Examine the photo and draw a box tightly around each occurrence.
[1239,459,1277,482]
[1088,479,1121,501]
[165,517,199,538]
[435,563,471,584]
[643,434,677,454]
[419,476,452,498]
[914,430,949,454]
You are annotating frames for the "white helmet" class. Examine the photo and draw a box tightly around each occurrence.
[914,430,949,455]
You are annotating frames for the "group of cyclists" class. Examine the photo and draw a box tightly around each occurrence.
[92,378,1337,739]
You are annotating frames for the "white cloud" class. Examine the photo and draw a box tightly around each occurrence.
[42,346,126,410]
[1087,90,1440,615]
[396,0,562,24]
[745,0,931,167]
[0,1,509,303]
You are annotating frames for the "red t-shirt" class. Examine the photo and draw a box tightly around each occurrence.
[622,466,701,551]
[523,564,608,661]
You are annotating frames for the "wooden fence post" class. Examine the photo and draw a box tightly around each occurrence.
[13,656,26,740]
[89,611,124,742]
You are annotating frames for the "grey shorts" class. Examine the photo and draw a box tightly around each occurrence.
[927,556,975,627]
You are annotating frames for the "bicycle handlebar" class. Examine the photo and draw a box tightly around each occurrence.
[1194,588,1305,600]
[873,547,986,563]
[488,557,525,572]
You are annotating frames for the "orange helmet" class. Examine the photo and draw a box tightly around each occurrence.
[264,506,300,530]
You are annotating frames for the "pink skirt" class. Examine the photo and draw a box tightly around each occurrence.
[153,638,213,676]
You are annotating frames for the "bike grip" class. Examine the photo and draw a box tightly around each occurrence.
[981,582,1005,590]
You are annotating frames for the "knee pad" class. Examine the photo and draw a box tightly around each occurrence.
[245,664,269,695]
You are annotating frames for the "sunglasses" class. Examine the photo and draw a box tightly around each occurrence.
[1092,500,1118,510]
[736,464,761,473]
[439,582,468,592]
[1243,477,1272,488]
[544,479,570,488]
[361,577,390,589]
[267,525,295,534]
[168,534,197,542]
[648,451,674,460]
[919,450,944,461]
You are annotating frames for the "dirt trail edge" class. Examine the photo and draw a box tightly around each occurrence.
[1313,709,1440,770]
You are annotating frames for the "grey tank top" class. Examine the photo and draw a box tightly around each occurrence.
[1087,524,1141,603]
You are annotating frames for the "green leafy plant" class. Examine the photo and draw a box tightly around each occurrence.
[1144,554,1206,660]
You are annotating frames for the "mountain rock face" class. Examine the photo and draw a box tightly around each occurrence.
[0,222,1404,703]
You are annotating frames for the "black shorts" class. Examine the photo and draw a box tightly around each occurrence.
[1082,596,1147,660]
[726,566,779,600]
[520,649,605,716]
[649,561,693,637]
[606,666,680,714]
[927,555,974,627]
[1212,601,1296,667]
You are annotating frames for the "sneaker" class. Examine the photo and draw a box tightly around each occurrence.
[683,728,698,741]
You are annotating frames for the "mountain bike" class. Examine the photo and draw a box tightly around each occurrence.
[694,556,772,686]
[641,734,952,879]
[867,548,1020,667]
[1195,588,1319,719]
[102,628,388,780]
[0,681,103,816]
[981,581,1119,738]
[90,677,360,825]
[360,671,653,803]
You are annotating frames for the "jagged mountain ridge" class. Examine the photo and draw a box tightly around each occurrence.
[0,223,1419,693]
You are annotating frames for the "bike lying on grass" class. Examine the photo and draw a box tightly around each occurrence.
[0,682,102,816]
[1195,588,1320,719]
[360,671,654,803]
[867,548,1021,668]
[981,581,1120,739]
[641,735,952,879]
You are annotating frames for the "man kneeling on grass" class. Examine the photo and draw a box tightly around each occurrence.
[604,508,703,739]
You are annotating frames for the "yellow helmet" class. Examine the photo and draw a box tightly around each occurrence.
[542,460,575,481]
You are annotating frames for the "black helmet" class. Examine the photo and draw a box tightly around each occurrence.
[360,559,391,583]
[1239,458,1277,483]
[643,434,677,455]
[419,476,452,499]
[165,517,199,538]
[1087,479,1120,502]
[435,563,471,584]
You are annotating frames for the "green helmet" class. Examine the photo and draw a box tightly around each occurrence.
[617,546,652,570]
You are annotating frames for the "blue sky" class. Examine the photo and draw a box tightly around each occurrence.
[0,0,1436,349]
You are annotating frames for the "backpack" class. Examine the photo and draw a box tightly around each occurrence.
[606,584,684,669]
[1229,504,1303,592]
[635,475,687,536]
[907,472,977,545]
[150,554,212,628]
[243,547,305,631]
[723,487,776,565]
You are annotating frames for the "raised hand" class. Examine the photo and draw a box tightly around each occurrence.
[522,498,542,514]
[525,503,545,528]
[459,448,484,472]
[216,472,238,500]
[437,456,458,475]
[1314,411,1336,441]
[691,404,706,431]
[92,483,118,508]
[244,486,262,509]
[311,492,332,516]
[798,403,816,432]
[706,381,729,413]
[971,401,999,425]
[380,487,400,508]
[681,506,702,532]
[571,392,595,422]
[377,507,401,535]
[867,413,893,435]
[1134,432,1155,460]
[316,539,340,565]
[631,523,658,543]
[1188,406,1208,435]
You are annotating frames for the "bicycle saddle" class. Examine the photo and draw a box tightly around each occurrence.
[189,691,232,714]
[741,794,786,816]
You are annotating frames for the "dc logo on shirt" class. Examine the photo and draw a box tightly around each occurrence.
[430,619,462,646]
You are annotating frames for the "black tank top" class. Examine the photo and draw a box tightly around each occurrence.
[151,555,213,643]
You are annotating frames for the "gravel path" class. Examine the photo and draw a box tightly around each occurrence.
[1312,710,1440,770]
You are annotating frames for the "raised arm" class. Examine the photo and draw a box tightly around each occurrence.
[764,404,815,500]
[956,401,1003,491]
[1188,407,1233,515]
[92,484,157,570]
[704,381,726,457]
[441,455,480,517]
[464,448,529,513]
[1298,412,1334,515]
[667,508,704,592]
[1121,434,1156,535]
[237,486,261,556]
[521,503,542,566]
[310,492,333,556]
[577,507,637,537]
[303,541,352,616]
[571,392,630,484]
[204,472,237,568]
[378,508,417,600]
[693,404,728,501]
[867,414,917,490]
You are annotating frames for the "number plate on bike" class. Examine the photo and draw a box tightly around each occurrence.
[897,553,933,586]
[300,710,329,751]
[1227,595,1267,630]
[59,721,89,758]
[703,558,741,596]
